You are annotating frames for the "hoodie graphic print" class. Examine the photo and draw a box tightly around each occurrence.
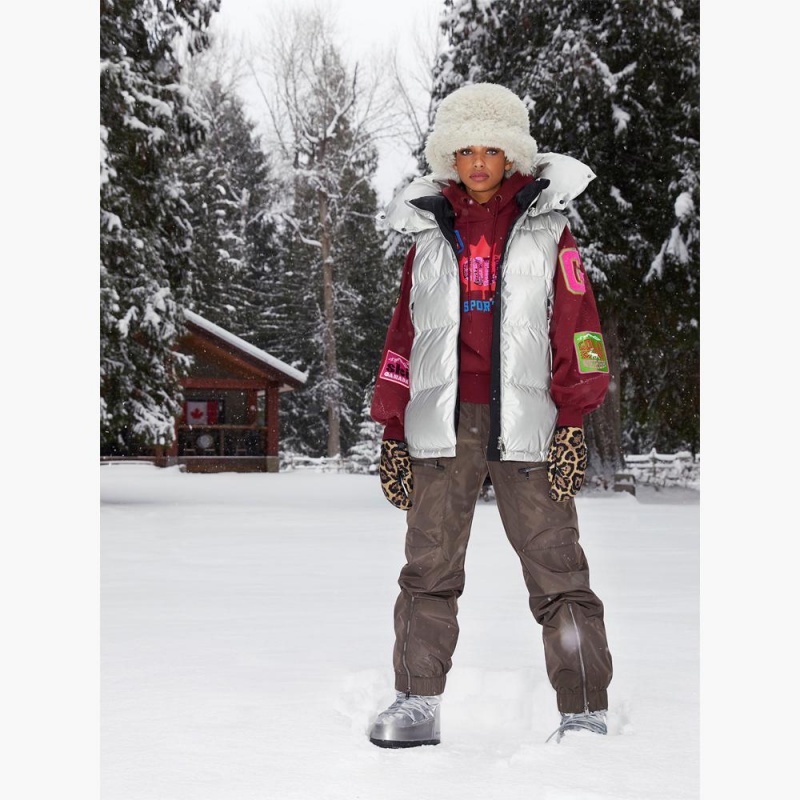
[459,235,497,315]
[445,173,529,403]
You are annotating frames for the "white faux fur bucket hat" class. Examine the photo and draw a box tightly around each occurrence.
[424,83,538,180]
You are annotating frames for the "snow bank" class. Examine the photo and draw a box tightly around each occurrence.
[102,465,699,799]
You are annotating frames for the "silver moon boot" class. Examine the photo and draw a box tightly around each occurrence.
[369,693,442,748]
[546,709,608,742]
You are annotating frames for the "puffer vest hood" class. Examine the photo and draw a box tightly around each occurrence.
[378,153,596,461]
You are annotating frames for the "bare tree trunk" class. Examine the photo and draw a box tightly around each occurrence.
[585,309,623,486]
[319,188,341,457]
[249,5,399,458]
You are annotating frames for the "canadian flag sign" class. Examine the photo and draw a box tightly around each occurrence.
[185,401,219,425]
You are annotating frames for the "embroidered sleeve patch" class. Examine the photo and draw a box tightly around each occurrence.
[379,350,410,387]
[559,248,587,295]
[574,332,609,373]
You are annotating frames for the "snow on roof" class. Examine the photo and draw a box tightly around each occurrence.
[183,310,308,386]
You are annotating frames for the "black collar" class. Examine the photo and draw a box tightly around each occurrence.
[516,177,550,211]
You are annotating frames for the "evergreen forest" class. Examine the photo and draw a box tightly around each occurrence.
[100,0,700,474]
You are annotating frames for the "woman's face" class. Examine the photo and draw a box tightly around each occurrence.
[454,146,513,203]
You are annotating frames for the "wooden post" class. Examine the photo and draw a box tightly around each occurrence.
[266,384,280,472]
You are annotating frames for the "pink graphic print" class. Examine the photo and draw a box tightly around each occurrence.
[460,235,499,314]
[380,350,410,388]
[559,248,587,295]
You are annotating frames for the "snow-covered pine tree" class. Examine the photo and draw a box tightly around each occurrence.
[252,7,395,459]
[100,0,219,454]
[609,2,700,455]
[433,0,700,468]
[178,75,278,341]
[336,162,399,457]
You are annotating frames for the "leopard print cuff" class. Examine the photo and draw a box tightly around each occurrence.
[547,426,588,502]
[379,439,413,510]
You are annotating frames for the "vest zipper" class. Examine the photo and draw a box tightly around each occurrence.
[487,210,529,461]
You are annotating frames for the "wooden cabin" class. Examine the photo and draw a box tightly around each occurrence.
[155,310,307,473]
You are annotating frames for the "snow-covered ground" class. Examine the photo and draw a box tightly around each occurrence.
[101,464,699,799]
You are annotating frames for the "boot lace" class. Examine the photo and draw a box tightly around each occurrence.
[546,710,607,742]
[378,693,440,724]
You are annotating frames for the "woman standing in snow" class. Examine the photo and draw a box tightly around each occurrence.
[368,83,613,747]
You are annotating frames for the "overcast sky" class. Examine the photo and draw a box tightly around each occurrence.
[215,0,440,65]
[213,0,443,200]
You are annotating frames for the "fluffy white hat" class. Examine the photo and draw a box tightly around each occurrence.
[424,83,538,180]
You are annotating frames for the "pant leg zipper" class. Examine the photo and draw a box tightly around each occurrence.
[568,602,590,713]
[402,595,416,694]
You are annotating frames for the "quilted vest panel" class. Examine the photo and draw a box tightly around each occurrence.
[405,209,567,461]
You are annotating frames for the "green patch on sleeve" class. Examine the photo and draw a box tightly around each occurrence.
[574,332,609,374]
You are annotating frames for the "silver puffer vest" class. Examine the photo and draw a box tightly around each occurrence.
[379,153,596,462]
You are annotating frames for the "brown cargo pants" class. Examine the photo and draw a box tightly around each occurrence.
[392,402,612,713]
